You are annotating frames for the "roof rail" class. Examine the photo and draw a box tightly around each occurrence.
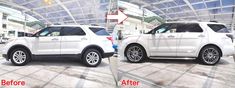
[209,21,218,23]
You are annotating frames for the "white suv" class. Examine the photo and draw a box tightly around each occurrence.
[119,22,234,65]
[2,25,114,67]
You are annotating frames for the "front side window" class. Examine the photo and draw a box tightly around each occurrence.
[61,27,86,36]
[208,24,230,33]
[155,23,177,33]
[8,31,15,37]
[147,23,177,34]
[39,27,61,36]
[18,32,24,37]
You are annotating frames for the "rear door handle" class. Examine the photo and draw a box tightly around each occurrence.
[81,37,87,40]
[167,35,175,38]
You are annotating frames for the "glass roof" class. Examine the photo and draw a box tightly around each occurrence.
[121,0,235,28]
[0,0,114,27]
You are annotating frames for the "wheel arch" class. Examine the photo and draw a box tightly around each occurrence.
[81,45,105,58]
[7,44,32,60]
[198,44,222,57]
[124,43,148,57]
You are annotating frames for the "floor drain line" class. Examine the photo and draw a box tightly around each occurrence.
[202,66,217,88]
[41,67,69,87]
[75,68,89,88]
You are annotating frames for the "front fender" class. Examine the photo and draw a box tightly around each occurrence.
[119,35,150,60]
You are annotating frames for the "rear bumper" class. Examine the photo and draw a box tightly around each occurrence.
[222,45,235,56]
[103,52,114,58]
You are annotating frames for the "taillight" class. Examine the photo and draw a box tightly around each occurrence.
[226,34,233,42]
[106,37,113,44]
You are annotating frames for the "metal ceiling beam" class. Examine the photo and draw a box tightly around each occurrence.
[19,0,37,5]
[156,5,235,16]
[27,0,108,12]
[75,0,85,23]
[142,0,174,7]
[30,6,93,16]
[54,0,77,24]
[37,12,102,20]
[153,7,173,20]
[0,1,52,24]
[183,0,199,19]
[170,12,234,20]
[231,7,235,32]
[26,0,76,11]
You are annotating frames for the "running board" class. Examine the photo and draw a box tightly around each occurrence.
[149,56,197,59]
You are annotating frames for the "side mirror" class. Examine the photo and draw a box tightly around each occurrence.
[35,33,39,37]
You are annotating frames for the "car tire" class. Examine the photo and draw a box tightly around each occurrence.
[125,44,146,63]
[10,48,31,66]
[82,49,102,67]
[198,46,221,65]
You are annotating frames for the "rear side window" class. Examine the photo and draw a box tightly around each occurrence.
[61,27,86,36]
[208,24,230,33]
[89,27,110,36]
[176,23,203,32]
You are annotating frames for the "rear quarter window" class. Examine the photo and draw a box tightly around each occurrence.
[89,27,110,36]
[208,24,230,33]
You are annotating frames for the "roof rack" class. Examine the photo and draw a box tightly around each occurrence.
[209,21,218,23]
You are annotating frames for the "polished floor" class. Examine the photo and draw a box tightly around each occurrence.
[0,57,117,88]
[118,57,235,88]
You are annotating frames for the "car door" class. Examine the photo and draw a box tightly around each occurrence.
[176,23,204,57]
[34,27,61,55]
[60,27,88,55]
[148,23,179,56]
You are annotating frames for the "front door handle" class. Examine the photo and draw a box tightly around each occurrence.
[198,34,205,37]
[51,38,58,41]
[81,37,87,40]
[167,35,175,38]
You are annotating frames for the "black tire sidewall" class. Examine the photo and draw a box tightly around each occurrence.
[82,49,102,67]
[125,45,146,63]
[199,46,221,65]
[10,48,30,66]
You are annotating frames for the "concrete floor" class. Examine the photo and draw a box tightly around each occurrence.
[118,57,235,88]
[0,55,116,88]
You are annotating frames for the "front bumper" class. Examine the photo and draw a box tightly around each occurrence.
[2,54,8,60]
[103,52,114,58]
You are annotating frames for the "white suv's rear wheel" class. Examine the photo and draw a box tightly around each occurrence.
[125,45,146,63]
[82,49,102,67]
[10,48,31,66]
[199,46,221,65]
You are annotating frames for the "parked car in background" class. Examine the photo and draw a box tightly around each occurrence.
[119,22,234,65]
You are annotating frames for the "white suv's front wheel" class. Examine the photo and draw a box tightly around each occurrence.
[82,49,102,67]
[198,46,221,65]
[10,48,31,66]
[125,45,146,63]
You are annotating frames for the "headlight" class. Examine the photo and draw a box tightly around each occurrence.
[5,39,16,44]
